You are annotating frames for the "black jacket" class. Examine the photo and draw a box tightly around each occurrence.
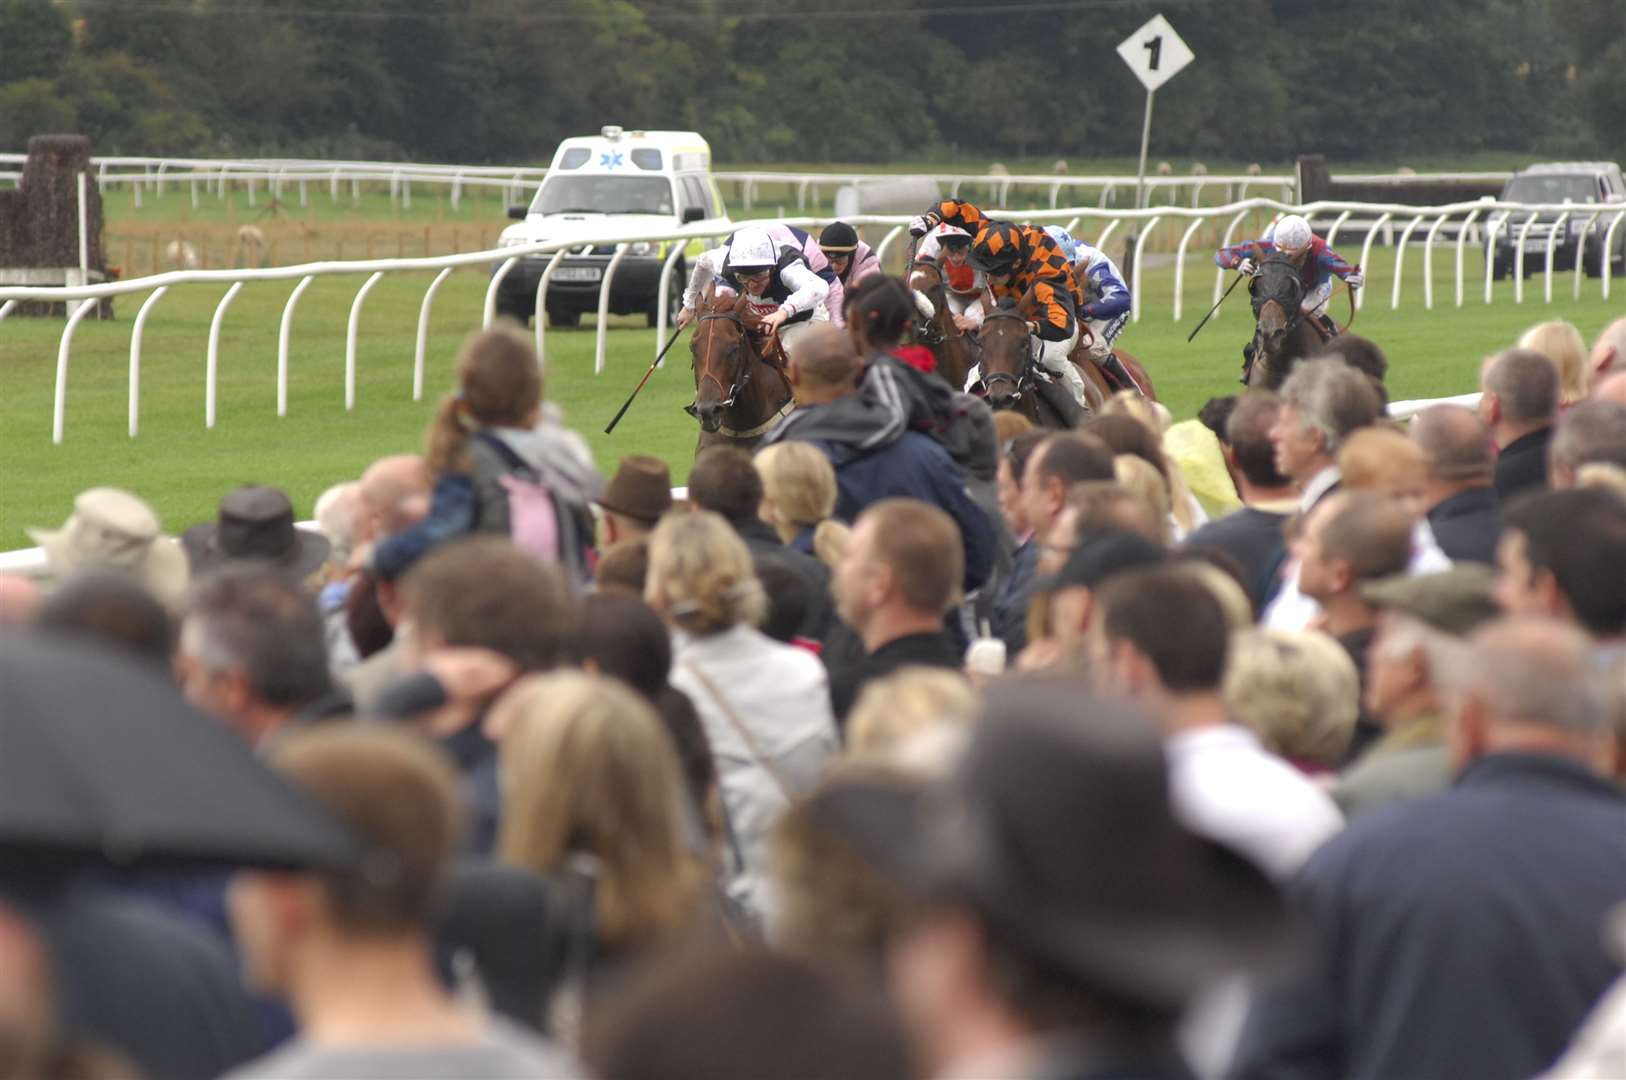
[829,629,960,722]
[1184,506,1291,611]
[731,517,833,642]
[1492,426,1553,503]
[1233,752,1626,1080]
[1425,486,1502,565]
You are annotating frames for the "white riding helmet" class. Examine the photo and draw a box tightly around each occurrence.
[1271,214,1313,253]
[726,227,776,273]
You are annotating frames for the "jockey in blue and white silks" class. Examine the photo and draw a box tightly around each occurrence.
[1044,226,1132,363]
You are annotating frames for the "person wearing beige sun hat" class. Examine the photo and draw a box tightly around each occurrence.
[27,487,190,609]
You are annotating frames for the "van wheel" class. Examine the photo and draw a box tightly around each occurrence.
[548,307,581,329]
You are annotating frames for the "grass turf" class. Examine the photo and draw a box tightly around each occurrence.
[2,248,1620,549]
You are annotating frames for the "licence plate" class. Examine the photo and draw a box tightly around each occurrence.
[554,267,603,283]
[1522,236,1552,253]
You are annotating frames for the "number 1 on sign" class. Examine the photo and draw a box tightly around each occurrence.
[1143,35,1162,71]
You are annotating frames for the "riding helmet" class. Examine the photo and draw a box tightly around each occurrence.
[937,225,973,249]
[818,221,859,254]
[970,222,1023,276]
[726,226,777,273]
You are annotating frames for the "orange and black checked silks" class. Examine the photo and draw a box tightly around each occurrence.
[930,199,1085,338]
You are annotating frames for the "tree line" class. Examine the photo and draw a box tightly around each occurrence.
[2,0,1620,167]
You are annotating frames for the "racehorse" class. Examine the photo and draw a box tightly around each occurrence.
[1245,250,1326,390]
[686,283,794,453]
[971,300,1087,429]
[906,259,979,391]
[1071,332,1159,404]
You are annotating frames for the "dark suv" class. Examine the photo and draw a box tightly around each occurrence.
[1487,162,1626,279]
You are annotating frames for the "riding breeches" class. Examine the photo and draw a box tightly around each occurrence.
[945,290,986,327]
[1035,327,1088,402]
[776,309,829,354]
[1083,314,1127,360]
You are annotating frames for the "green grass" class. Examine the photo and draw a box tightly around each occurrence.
[4,248,1620,550]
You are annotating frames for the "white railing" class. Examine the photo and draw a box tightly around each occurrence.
[3,198,1620,447]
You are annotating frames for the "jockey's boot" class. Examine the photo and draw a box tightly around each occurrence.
[1100,351,1141,396]
[1314,313,1339,340]
[1240,341,1257,385]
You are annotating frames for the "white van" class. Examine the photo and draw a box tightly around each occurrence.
[494,127,731,327]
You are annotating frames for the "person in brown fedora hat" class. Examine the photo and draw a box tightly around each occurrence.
[182,485,330,582]
[871,682,1287,1080]
[28,486,190,609]
[596,455,672,546]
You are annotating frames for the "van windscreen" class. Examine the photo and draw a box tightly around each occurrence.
[533,176,675,215]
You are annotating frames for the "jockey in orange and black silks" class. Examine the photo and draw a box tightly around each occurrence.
[910,199,1091,405]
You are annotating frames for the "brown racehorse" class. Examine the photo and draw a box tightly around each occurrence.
[686,283,794,453]
[971,300,1087,429]
[906,259,979,391]
[1245,250,1326,390]
[1068,329,1158,405]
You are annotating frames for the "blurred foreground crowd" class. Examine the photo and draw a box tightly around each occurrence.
[2,309,1626,1080]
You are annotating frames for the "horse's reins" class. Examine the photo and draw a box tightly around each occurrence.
[689,304,792,432]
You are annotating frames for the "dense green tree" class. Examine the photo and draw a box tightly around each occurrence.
[0,0,73,84]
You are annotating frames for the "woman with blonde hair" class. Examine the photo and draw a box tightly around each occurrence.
[1223,627,1360,773]
[845,666,978,762]
[1518,319,1590,405]
[496,671,704,954]
[753,442,838,556]
[645,510,837,918]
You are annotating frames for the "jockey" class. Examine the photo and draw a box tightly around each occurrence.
[1215,213,1364,339]
[1042,225,1140,393]
[679,224,832,352]
[910,199,1091,407]
[914,223,989,331]
[817,221,879,328]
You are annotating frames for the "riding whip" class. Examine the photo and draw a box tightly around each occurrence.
[604,324,685,435]
[1186,271,1248,343]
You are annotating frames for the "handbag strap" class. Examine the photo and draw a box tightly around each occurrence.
[681,660,795,801]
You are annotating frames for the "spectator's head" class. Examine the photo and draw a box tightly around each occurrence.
[495,672,700,950]
[577,591,672,701]
[1360,565,1497,730]
[1296,492,1414,609]
[1020,433,1115,544]
[688,447,763,524]
[755,441,838,545]
[845,274,915,354]
[28,486,190,610]
[312,481,363,574]
[182,485,331,588]
[770,768,926,968]
[1337,426,1430,517]
[1450,618,1613,772]
[834,499,962,646]
[596,537,651,597]
[1084,413,1168,479]
[177,567,335,745]
[1100,391,1172,436]
[1223,628,1358,768]
[1034,527,1166,656]
[998,430,1048,537]
[0,574,41,627]
[1409,403,1494,503]
[427,326,542,474]
[1225,390,1292,494]
[1590,317,1626,385]
[1594,370,1626,408]
[358,454,431,542]
[231,726,461,995]
[1091,566,1230,707]
[1063,480,1164,548]
[36,572,175,670]
[1479,347,1559,442]
[1314,332,1388,387]
[596,455,673,545]
[787,324,862,405]
[1271,360,1382,486]
[585,950,913,1080]
[991,410,1035,445]
[1198,395,1239,444]
[1497,488,1626,638]
[399,536,576,671]
[847,667,978,763]
[754,558,811,644]
[1518,319,1590,405]
[1110,456,1172,544]
[1549,401,1626,489]
[646,511,766,636]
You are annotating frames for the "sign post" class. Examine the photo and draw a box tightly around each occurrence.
[1116,14,1195,211]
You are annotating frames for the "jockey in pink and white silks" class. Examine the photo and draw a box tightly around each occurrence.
[817,221,880,328]
[914,224,989,331]
[679,224,833,351]
[1215,214,1364,332]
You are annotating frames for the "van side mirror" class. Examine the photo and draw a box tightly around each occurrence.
[682,206,706,224]
[507,205,528,221]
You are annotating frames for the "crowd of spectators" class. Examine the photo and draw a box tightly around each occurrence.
[2,306,1625,1080]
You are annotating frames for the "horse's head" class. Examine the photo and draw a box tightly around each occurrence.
[687,286,755,433]
[1250,249,1305,360]
[976,296,1035,411]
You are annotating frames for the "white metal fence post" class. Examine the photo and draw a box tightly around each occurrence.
[533,249,568,368]
[277,276,317,417]
[1172,217,1205,322]
[1130,216,1161,323]
[1391,215,1427,310]
[1603,211,1626,302]
[1543,211,1571,304]
[655,242,688,366]
[595,244,632,375]
[415,266,456,401]
[1422,213,1451,311]
[53,296,99,444]
[484,256,520,327]
[1513,212,1539,303]
[205,282,245,429]
[129,286,169,437]
[1454,208,1480,308]
[345,272,386,410]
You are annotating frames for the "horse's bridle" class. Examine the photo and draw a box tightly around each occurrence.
[976,307,1038,405]
[1250,253,1307,362]
[687,308,754,417]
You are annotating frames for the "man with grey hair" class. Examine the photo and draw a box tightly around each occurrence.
[1410,403,1501,564]
[1549,400,1626,489]
[1589,315,1626,385]
[1479,347,1559,501]
[1268,358,1383,513]
[1235,617,1626,1080]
